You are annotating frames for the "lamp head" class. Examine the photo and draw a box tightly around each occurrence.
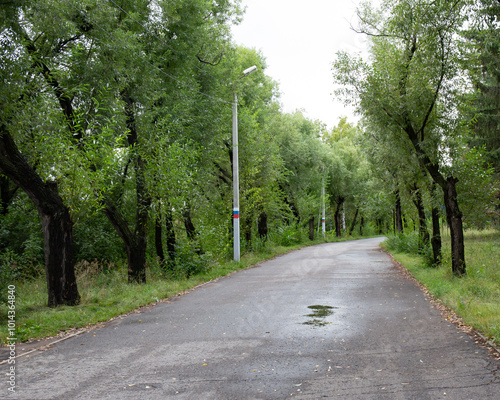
[242,65,258,77]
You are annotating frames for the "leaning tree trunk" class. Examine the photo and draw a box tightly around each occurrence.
[103,200,147,284]
[405,123,466,276]
[0,127,79,306]
[0,175,18,215]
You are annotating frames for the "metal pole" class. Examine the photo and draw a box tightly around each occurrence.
[232,91,240,261]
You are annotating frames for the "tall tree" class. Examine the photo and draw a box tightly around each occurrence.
[0,1,88,305]
[334,0,469,275]
[464,0,500,173]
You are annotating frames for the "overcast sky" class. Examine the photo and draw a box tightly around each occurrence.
[231,0,368,130]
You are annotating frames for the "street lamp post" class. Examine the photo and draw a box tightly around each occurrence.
[233,65,257,262]
[322,179,326,237]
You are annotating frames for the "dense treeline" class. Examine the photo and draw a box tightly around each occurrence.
[0,0,498,307]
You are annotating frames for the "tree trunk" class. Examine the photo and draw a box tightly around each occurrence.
[183,205,203,255]
[349,207,359,236]
[127,238,147,284]
[103,201,147,283]
[155,215,165,264]
[359,215,364,236]
[0,175,18,215]
[443,177,466,276]
[395,189,403,234]
[0,127,79,306]
[431,205,441,265]
[104,92,150,284]
[411,184,430,247]
[309,216,314,240]
[41,199,79,306]
[258,212,268,239]
[404,122,466,275]
[165,205,176,267]
[184,207,197,241]
[334,196,345,238]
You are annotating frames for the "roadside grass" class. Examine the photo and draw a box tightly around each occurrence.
[383,229,500,345]
[1,232,372,344]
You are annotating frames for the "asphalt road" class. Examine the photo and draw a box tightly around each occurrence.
[2,237,499,399]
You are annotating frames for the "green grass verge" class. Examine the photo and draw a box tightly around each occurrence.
[383,229,500,346]
[1,233,372,344]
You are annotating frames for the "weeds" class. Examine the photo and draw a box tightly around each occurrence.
[384,229,500,345]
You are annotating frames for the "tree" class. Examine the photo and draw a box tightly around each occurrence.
[334,0,470,275]
[464,0,500,174]
[0,1,85,305]
[323,119,367,238]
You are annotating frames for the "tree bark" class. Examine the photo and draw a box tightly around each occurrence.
[410,184,430,248]
[258,212,268,239]
[165,205,176,266]
[395,189,403,234]
[404,122,466,275]
[0,175,18,215]
[183,205,203,255]
[155,215,165,264]
[309,217,314,241]
[431,205,441,265]
[443,177,466,276]
[334,196,345,238]
[103,200,147,283]
[349,207,359,236]
[184,206,197,241]
[0,127,80,306]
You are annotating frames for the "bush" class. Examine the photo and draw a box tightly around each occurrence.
[271,224,304,247]
[165,242,210,278]
[384,231,436,267]
[384,231,422,254]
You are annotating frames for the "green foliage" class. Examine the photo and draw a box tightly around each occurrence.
[271,224,305,247]
[73,214,123,263]
[384,231,435,267]
[170,243,210,279]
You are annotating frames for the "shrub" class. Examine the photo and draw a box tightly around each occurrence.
[271,224,304,247]
[384,231,436,266]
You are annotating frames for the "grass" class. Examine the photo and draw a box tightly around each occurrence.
[383,229,500,346]
[1,232,367,344]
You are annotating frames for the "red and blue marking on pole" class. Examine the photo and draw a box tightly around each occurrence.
[322,218,325,223]
[233,209,240,219]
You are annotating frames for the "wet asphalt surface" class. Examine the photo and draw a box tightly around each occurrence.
[2,237,499,399]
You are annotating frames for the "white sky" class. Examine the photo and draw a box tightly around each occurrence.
[231,0,368,130]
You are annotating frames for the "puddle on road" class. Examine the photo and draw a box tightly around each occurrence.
[302,305,338,327]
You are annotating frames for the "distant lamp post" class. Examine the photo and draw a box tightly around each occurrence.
[233,65,257,262]
[322,179,326,237]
